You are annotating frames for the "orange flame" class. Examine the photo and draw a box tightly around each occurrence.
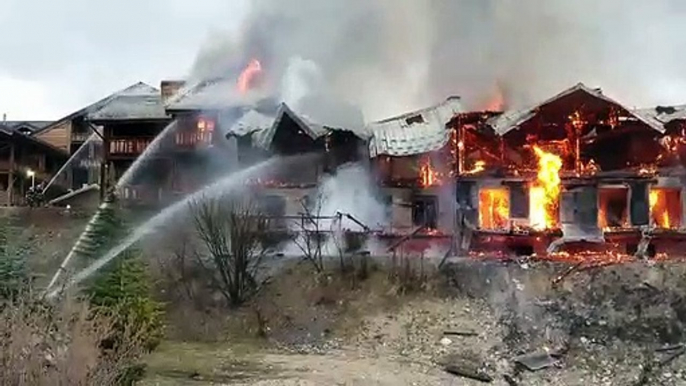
[650,188,681,229]
[237,59,262,94]
[419,158,441,187]
[479,188,510,229]
[530,146,563,230]
[464,160,486,175]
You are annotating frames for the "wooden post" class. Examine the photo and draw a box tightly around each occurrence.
[100,129,109,202]
[8,142,14,206]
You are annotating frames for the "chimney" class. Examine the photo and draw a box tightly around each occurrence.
[160,80,186,104]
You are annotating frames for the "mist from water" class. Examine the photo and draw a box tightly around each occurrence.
[48,156,283,298]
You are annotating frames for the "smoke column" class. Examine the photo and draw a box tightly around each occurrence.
[190,0,686,119]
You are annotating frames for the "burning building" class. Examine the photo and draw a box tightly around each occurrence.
[368,97,462,238]
[452,83,686,258]
[161,59,368,228]
[88,82,171,205]
[47,58,686,260]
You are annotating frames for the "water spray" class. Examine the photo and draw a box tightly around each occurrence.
[46,157,284,298]
[46,121,179,296]
[44,133,101,193]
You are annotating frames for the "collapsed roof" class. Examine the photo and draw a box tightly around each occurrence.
[487,83,665,136]
[226,102,365,150]
[367,97,463,158]
[87,83,169,122]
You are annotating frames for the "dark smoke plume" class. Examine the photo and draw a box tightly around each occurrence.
[190,0,686,120]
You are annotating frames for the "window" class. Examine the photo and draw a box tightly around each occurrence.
[384,194,393,223]
[598,186,629,229]
[260,195,287,217]
[479,187,510,230]
[260,195,287,229]
[649,188,682,229]
[413,195,438,229]
[405,114,425,125]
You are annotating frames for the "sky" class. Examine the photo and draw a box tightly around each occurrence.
[2,0,686,122]
[0,0,248,120]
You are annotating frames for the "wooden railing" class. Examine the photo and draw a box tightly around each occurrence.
[175,130,213,148]
[109,138,154,156]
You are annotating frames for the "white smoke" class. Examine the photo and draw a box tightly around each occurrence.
[279,162,388,257]
[280,56,325,110]
[316,163,387,231]
[190,0,686,120]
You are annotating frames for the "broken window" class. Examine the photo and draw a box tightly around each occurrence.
[412,195,438,229]
[598,186,629,229]
[561,187,598,229]
[478,187,510,230]
[650,188,682,229]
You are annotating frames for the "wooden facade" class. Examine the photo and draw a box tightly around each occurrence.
[0,126,68,205]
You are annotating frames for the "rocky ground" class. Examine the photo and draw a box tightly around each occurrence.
[141,257,686,385]
[9,207,686,384]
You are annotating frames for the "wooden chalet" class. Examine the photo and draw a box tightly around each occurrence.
[86,82,171,205]
[0,125,68,205]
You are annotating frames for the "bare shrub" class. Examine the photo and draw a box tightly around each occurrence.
[154,229,203,304]
[291,194,327,273]
[191,196,269,307]
[0,294,146,386]
[387,253,433,295]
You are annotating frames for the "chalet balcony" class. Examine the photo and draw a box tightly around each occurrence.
[109,138,154,157]
[174,130,214,149]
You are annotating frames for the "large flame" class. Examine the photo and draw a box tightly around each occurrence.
[237,59,262,94]
[530,146,563,230]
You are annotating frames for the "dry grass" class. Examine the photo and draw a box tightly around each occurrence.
[0,293,146,386]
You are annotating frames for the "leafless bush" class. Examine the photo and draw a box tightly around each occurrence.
[154,229,204,304]
[0,294,146,386]
[191,196,269,307]
[291,194,327,273]
[387,253,433,295]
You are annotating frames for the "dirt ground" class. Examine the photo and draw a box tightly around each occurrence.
[11,208,686,385]
[141,257,686,386]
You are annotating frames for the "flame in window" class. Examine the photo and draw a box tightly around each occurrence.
[419,157,442,187]
[650,188,681,229]
[479,188,510,230]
